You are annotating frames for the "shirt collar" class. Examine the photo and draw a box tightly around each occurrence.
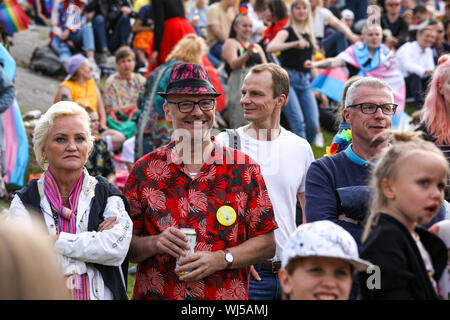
[413,41,427,54]
[344,143,373,168]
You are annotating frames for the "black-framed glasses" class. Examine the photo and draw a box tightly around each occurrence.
[167,99,216,113]
[346,102,398,115]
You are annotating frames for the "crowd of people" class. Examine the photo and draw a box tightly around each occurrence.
[1,0,450,301]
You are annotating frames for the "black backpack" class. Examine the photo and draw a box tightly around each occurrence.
[30,46,64,76]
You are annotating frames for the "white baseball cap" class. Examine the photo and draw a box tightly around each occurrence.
[341,9,355,20]
[281,221,371,271]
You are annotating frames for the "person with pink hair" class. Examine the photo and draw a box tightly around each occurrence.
[416,53,450,201]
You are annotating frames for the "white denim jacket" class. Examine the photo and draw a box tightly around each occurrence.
[8,171,133,300]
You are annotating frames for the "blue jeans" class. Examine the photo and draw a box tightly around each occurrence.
[248,262,282,300]
[51,23,95,63]
[92,14,131,54]
[283,69,319,144]
[207,52,221,68]
[209,42,224,68]
[345,0,368,22]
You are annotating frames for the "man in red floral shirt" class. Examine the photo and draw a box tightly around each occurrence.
[124,63,277,300]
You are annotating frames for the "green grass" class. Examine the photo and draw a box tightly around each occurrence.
[127,264,136,299]
[312,129,335,159]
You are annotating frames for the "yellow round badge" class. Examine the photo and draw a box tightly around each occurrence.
[216,205,237,226]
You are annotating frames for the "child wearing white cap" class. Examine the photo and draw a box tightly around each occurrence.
[279,220,370,300]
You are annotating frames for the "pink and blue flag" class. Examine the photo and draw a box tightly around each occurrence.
[311,42,406,128]
[0,44,28,186]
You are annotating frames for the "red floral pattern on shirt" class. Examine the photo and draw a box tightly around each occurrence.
[124,138,278,300]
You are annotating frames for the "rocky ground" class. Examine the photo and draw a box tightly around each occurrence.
[9,25,64,113]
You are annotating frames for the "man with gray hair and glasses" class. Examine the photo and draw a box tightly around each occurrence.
[305,77,396,246]
[305,77,396,300]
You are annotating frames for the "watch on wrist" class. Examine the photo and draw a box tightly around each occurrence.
[224,249,234,269]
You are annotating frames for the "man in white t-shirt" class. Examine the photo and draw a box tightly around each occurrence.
[121,136,136,171]
[396,24,436,110]
[216,63,314,300]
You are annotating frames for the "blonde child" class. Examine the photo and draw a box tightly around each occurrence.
[279,220,371,300]
[359,131,449,300]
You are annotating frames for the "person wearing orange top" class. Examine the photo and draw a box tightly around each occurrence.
[54,54,125,151]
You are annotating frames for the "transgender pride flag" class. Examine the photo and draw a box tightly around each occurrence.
[310,66,348,104]
[0,44,28,186]
[312,42,407,128]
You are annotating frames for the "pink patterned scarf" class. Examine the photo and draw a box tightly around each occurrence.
[43,170,90,300]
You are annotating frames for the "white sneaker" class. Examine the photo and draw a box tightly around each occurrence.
[91,62,101,81]
[314,132,324,147]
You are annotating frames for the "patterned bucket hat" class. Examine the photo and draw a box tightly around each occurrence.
[157,63,222,98]
[281,220,371,271]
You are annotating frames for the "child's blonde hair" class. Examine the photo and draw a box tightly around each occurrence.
[362,131,449,242]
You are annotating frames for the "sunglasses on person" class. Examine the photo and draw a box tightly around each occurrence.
[346,102,398,115]
[387,3,400,7]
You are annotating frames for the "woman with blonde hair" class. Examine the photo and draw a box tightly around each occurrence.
[135,33,226,159]
[267,0,319,144]
[8,101,132,300]
[165,33,206,64]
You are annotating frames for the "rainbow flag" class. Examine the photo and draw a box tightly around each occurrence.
[0,44,28,186]
[0,0,30,36]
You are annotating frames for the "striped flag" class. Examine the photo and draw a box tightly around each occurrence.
[0,0,30,36]
[3,99,28,186]
[0,44,28,186]
[311,66,349,104]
